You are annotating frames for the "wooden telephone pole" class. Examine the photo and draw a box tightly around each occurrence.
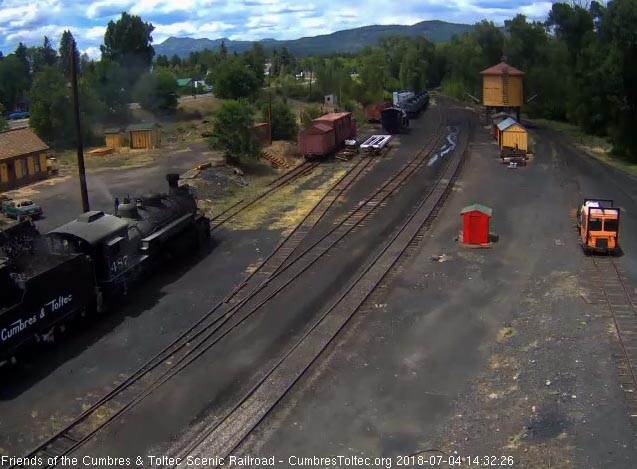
[70,38,90,213]
[268,91,272,145]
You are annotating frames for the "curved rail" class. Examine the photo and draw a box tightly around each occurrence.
[10,110,446,468]
[174,114,471,466]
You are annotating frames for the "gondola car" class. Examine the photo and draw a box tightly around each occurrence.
[0,174,210,367]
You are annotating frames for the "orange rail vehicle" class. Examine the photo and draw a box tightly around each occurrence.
[576,199,620,254]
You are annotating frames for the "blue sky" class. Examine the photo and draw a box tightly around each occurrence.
[0,0,554,59]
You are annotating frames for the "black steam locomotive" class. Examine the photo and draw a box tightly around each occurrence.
[0,174,210,366]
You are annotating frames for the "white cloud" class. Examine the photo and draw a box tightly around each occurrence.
[0,0,556,54]
[82,46,102,60]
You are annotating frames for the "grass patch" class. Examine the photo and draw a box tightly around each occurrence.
[177,95,223,116]
[497,326,517,342]
[197,163,348,235]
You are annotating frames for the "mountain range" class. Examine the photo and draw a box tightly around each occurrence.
[154,20,473,58]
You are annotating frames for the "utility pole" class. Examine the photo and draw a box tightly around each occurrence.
[70,38,90,213]
[268,91,272,145]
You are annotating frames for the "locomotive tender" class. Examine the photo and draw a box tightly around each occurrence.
[0,174,210,366]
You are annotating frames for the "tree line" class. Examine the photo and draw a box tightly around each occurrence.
[2,2,636,161]
[434,0,637,161]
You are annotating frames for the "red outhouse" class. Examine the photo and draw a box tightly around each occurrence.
[461,204,492,245]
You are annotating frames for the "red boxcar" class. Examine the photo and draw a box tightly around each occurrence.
[297,123,336,159]
[312,112,356,146]
[364,101,391,122]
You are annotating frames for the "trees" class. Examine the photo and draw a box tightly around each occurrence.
[83,59,128,119]
[155,54,169,68]
[26,37,58,77]
[209,100,260,163]
[169,54,181,67]
[300,104,322,127]
[0,103,7,131]
[101,12,155,88]
[0,55,30,112]
[29,64,101,147]
[261,99,298,140]
[132,70,178,113]
[219,40,228,60]
[59,31,79,79]
[209,57,260,99]
[244,43,266,86]
[28,65,73,145]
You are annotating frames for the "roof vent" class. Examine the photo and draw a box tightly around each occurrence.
[77,211,105,223]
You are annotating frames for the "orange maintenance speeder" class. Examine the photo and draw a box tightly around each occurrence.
[576,199,620,254]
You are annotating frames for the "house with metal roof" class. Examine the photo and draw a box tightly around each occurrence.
[0,128,49,191]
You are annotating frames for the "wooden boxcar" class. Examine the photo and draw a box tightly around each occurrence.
[312,112,356,146]
[297,123,336,159]
[365,101,392,123]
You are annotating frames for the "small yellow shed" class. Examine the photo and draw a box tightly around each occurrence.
[497,117,528,152]
[104,128,126,148]
[125,123,161,149]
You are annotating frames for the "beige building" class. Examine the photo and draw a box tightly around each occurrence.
[0,128,49,191]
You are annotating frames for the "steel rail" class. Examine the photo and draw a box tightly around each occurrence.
[7,143,378,469]
[175,116,471,466]
[11,111,444,468]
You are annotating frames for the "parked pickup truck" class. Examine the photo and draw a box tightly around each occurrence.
[1,197,43,219]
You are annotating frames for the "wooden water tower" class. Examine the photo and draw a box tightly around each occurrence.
[480,58,524,122]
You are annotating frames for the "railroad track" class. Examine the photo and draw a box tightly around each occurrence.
[5,143,381,469]
[172,115,471,467]
[588,255,637,423]
[8,111,447,469]
[209,160,319,231]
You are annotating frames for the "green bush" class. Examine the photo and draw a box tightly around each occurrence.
[260,99,298,140]
[300,104,323,128]
[209,99,260,163]
[440,79,465,100]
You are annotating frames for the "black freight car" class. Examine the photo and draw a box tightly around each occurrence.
[381,107,409,134]
[0,174,210,367]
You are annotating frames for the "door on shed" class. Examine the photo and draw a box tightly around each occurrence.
[27,156,35,175]
[468,215,482,244]
[0,163,8,183]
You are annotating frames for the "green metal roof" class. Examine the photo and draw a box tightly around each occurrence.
[104,127,123,134]
[125,123,159,131]
[176,78,192,87]
[460,204,493,217]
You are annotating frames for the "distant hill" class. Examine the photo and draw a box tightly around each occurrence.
[154,20,473,58]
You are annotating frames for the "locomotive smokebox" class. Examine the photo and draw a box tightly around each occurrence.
[166,173,180,189]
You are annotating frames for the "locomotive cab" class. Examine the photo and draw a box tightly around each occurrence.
[576,199,620,254]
